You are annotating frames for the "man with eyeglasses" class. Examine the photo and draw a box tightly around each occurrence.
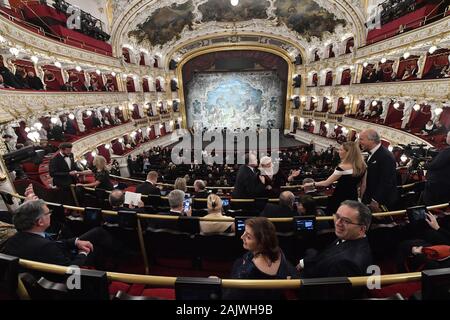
[296,200,373,278]
[3,199,114,267]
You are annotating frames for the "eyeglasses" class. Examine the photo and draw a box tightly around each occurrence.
[36,210,52,220]
[333,213,363,226]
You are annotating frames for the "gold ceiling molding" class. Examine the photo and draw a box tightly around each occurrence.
[166,32,307,69]
[0,15,121,70]
[110,0,367,57]
[175,43,295,131]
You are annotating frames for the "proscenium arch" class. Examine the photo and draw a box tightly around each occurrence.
[175,44,297,132]
[165,32,308,70]
[110,0,367,57]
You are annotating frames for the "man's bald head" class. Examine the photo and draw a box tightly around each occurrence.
[279,191,295,209]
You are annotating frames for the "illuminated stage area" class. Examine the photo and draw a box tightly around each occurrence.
[185,71,285,130]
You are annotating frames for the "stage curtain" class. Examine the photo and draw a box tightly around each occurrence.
[182,50,288,84]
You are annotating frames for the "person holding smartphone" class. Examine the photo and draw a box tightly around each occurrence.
[199,194,234,234]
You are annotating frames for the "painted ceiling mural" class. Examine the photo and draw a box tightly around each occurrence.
[127,0,348,47]
[199,0,269,22]
[276,0,347,40]
[128,1,195,47]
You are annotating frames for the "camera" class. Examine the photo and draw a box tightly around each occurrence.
[3,146,45,171]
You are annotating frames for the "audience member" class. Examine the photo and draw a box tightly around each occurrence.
[232,153,265,198]
[199,194,234,234]
[422,132,450,205]
[303,142,366,215]
[76,155,113,191]
[296,201,372,278]
[223,217,298,300]
[359,129,398,211]
[3,199,115,267]
[26,71,44,90]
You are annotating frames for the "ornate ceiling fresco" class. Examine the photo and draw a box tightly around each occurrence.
[126,0,348,47]
[110,0,366,62]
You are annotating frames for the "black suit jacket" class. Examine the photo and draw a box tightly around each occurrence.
[136,181,161,196]
[261,203,298,232]
[49,153,78,188]
[232,165,265,198]
[362,145,398,208]
[302,237,372,278]
[3,232,87,266]
[423,147,450,204]
[424,147,450,186]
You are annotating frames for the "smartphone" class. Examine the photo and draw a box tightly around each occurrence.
[406,205,428,222]
[84,207,103,226]
[221,198,230,207]
[183,198,191,212]
[234,216,247,237]
[293,216,316,234]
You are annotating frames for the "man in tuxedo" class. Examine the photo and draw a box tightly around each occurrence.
[359,129,398,211]
[297,200,372,278]
[136,171,161,196]
[232,153,265,198]
[3,199,114,267]
[136,171,161,207]
[49,143,81,189]
[422,132,450,205]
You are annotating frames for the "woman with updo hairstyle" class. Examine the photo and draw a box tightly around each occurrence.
[199,194,234,234]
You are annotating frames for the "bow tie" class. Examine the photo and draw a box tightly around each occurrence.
[64,155,70,158]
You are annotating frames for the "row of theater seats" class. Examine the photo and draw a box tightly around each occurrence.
[1,252,449,300]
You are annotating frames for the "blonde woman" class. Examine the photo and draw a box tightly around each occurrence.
[174,177,187,192]
[76,155,113,190]
[302,142,367,214]
[199,194,234,234]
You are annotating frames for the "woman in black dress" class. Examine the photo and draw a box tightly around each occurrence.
[76,155,113,190]
[302,142,366,215]
[223,217,298,300]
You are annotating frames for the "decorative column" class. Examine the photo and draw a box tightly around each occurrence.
[0,137,21,211]
[416,53,427,79]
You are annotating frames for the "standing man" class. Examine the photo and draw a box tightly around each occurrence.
[359,129,398,211]
[422,131,450,205]
[49,142,82,195]
[232,153,265,199]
